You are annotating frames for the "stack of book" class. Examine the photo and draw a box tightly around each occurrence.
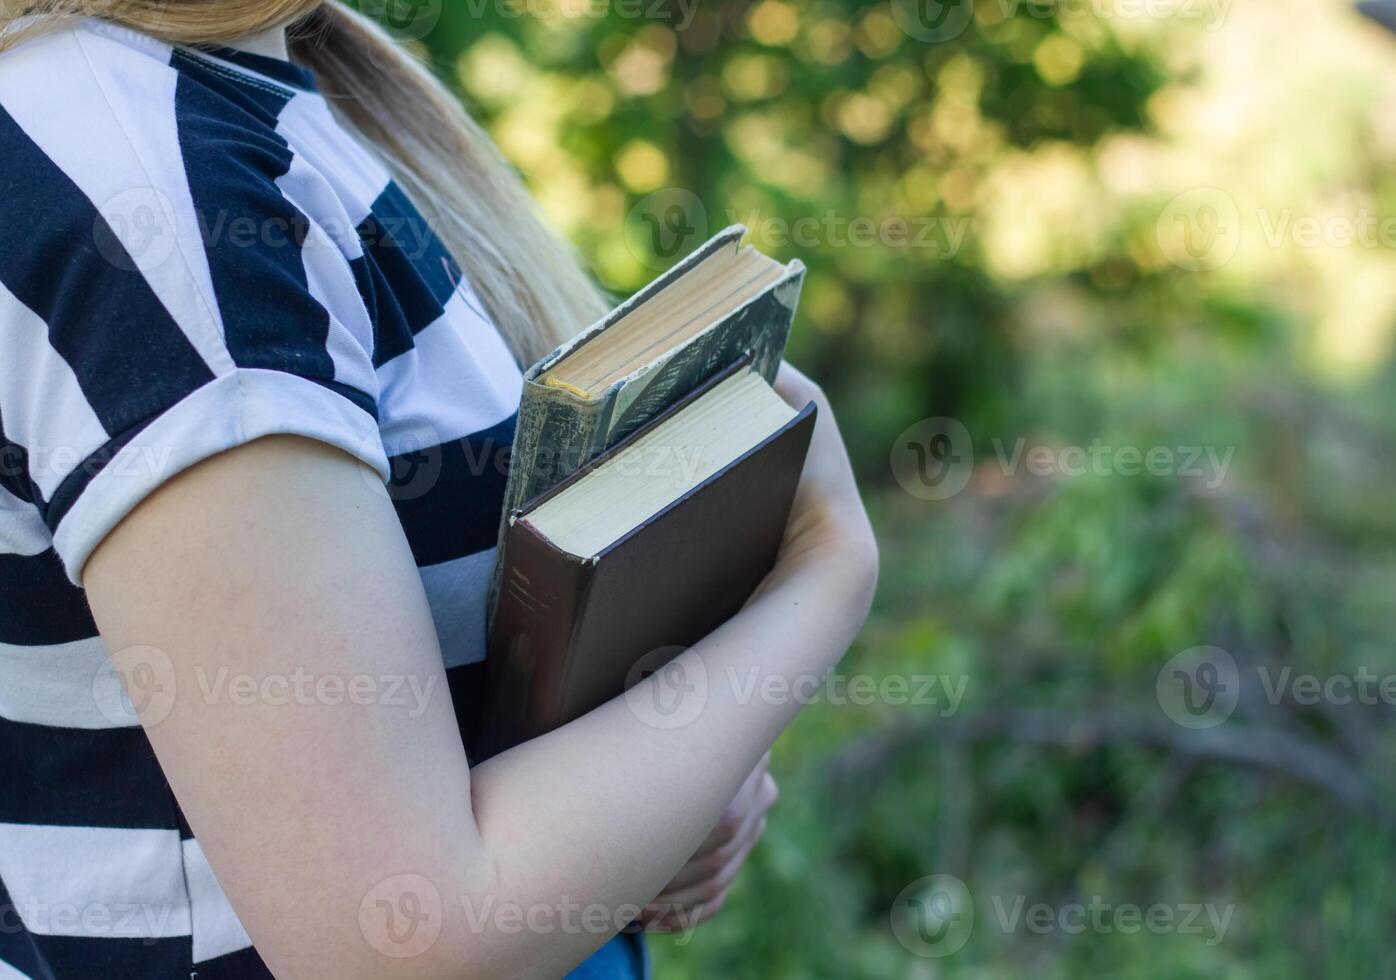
[477,227,811,757]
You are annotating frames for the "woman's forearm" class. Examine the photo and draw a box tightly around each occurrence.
[464,546,876,977]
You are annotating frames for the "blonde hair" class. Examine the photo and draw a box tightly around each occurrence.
[0,0,608,364]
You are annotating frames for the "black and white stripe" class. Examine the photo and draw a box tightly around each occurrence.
[0,19,522,978]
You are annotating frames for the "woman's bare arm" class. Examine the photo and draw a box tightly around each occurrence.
[83,366,876,980]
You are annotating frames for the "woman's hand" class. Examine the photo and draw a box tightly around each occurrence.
[640,754,779,932]
[765,361,879,596]
[635,364,874,934]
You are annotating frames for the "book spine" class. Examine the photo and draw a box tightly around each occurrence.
[503,381,612,519]
[476,522,592,759]
[488,383,611,629]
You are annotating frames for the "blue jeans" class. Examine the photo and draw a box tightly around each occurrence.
[564,931,649,979]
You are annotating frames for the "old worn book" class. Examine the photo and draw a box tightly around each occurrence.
[478,362,816,757]
[501,225,805,528]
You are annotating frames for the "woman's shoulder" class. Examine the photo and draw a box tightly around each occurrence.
[0,18,191,135]
[0,20,295,215]
[0,19,342,329]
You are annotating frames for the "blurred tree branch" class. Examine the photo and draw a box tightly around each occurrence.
[823,708,1389,822]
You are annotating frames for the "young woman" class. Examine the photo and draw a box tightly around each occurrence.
[0,2,877,978]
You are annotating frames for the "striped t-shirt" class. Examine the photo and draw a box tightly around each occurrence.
[0,19,531,979]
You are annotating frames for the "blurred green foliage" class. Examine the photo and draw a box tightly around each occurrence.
[406,0,1396,973]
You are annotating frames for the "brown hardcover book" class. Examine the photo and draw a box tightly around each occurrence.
[477,361,816,758]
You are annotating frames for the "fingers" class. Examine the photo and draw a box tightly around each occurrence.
[644,892,727,932]
[638,758,779,933]
[641,771,778,932]
[769,361,877,577]
[772,361,850,488]
[663,775,774,892]
[690,754,771,862]
[664,805,767,898]
[644,888,731,932]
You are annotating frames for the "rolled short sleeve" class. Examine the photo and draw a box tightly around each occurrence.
[0,102,388,586]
